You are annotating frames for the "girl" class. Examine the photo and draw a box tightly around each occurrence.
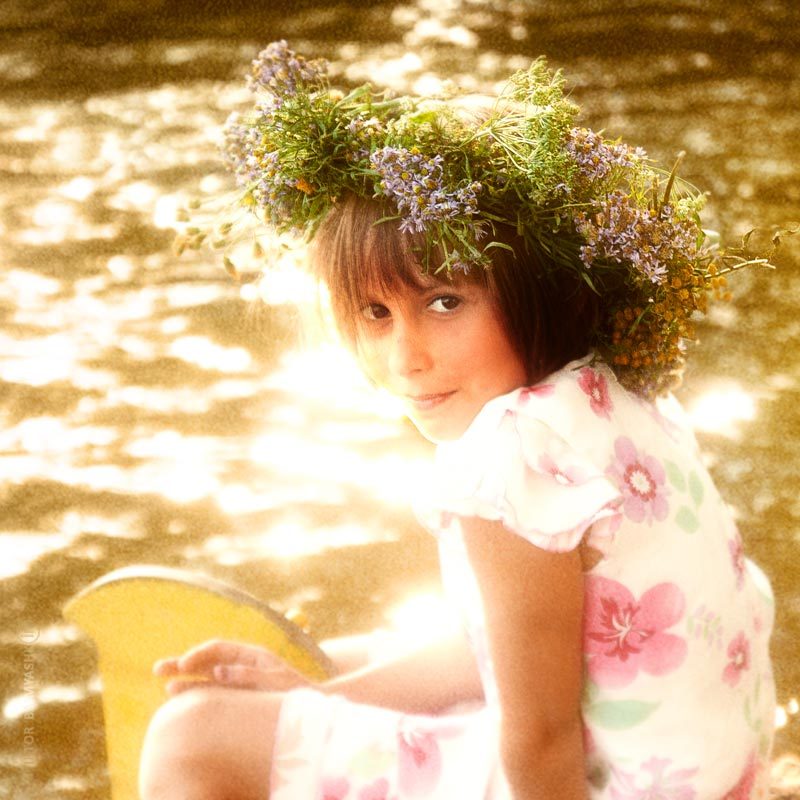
[140,42,776,800]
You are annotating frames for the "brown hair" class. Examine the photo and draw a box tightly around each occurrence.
[311,192,599,383]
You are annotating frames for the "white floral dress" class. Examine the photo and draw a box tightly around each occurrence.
[271,356,775,800]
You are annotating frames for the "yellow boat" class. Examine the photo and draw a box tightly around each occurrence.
[64,566,334,800]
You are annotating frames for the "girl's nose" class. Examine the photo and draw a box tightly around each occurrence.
[388,320,432,377]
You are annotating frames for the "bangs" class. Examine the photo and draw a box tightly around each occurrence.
[311,194,459,344]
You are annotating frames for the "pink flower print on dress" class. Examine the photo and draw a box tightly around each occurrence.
[606,436,669,524]
[585,576,688,688]
[537,453,589,486]
[358,778,395,800]
[397,728,442,796]
[720,751,757,800]
[722,631,750,687]
[578,367,614,419]
[518,383,555,405]
[729,535,745,590]
[610,756,698,800]
[320,776,351,800]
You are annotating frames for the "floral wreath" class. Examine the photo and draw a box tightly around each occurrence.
[183,40,781,398]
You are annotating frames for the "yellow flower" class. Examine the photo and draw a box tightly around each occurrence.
[295,178,315,195]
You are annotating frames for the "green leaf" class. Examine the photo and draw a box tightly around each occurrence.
[675,506,699,533]
[585,700,659,730]
[664,460,686,492]
[483,240,515,253]
[688,471,704,507]
[744,695,753,727]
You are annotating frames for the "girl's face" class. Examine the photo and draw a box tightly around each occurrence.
[355,275,529,442]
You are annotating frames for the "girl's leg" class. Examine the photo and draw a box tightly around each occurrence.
[139,686,283,800]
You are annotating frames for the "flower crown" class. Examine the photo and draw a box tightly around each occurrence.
[201,40,777,398]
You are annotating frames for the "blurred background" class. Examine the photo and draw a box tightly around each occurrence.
[0,0,798,797]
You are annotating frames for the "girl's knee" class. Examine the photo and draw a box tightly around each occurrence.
[140,689,235,800]
[140,688,280,800]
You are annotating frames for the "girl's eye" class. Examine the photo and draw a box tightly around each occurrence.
[428,295,461,313]
[362,303,390,321]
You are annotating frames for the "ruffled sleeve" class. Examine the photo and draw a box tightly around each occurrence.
[418,389,623,554]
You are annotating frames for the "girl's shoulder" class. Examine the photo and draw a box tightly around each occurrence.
[422,355,703,553]
[424,356,631,553]
[460,354,690,454]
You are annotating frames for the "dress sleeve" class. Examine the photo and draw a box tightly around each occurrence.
[422,396,623,554]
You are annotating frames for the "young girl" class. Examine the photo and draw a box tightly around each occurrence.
[140,42,776,800]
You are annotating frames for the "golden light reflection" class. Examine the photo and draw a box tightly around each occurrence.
[3,684,87,722]
[16,197,117,245]
[0,269,61,309]
[106,254,135,281]
[58,510,141,539]
[124,431,225,502]
[0,533,78,581]
[168,335,251,372]
[216,481,347,516]
[0,423,225,502]
[198,521,391,565]
[406,19,479,48]
[776,699,800,730]
[0,417,116,454]
[50,127,95,165]
[108,180,158,211]
[101,384,218,414]
[32,197,77,225]
[249,432,429,507]
[344,52,423,90]
[57,176,97,201]
[164,284,228,309]
[10,107,59,142]
[265,345,406,419]
[687,385,757,435]
[245,259,319,306]
[386,592,455,640]
[153,192,188,229]
[0,333,80,385]
[133,461,220,504]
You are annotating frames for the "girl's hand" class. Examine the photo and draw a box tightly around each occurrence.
[153,639,312,695]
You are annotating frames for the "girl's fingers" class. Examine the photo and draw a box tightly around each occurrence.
[163,664,309,695]
[213,664,271,689]
[177,639,241,671]
[213,663,308,691]
[177,640,275,673]
[165,677,214,696]
[153,640,295,689]
[153,657,181,676]
[153,641,245,678]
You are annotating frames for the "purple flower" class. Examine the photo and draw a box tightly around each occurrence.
[567,127,646,184]
[247,40,327,96]
[575,191,698,284]
[370,146,481,236]
[221,112,261,184]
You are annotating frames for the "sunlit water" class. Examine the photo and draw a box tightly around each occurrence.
[1,1,799,797]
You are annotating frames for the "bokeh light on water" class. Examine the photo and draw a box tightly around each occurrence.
[1,1,799,797]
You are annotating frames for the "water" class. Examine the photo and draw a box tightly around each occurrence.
[1,1,799,797]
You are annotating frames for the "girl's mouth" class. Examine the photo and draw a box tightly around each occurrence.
[406,392,456,412]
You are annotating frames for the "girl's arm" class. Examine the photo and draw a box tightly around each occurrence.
[461,516,587,800]
[154,621,483,716]
[319,624,483,714]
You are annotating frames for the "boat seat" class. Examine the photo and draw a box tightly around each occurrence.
[63,565,333,800]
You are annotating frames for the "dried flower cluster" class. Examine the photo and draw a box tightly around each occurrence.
[195,40,775,398]
[246,39,326,96]
[370,147,481,233]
